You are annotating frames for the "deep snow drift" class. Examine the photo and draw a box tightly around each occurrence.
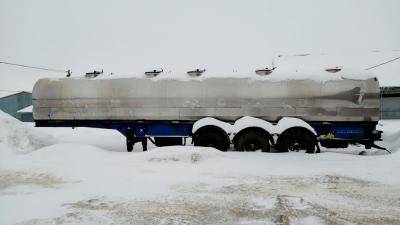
[0,110,55,156]
[1,111,400,225]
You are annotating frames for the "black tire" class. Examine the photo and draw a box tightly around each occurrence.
[279,129,316,153]
[236,130,270,152]
[193,128,230,151]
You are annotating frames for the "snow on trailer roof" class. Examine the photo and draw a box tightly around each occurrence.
[75,67,375,83]
[41,52,391,85]
[57,52,389,83]
[271,52,398,84]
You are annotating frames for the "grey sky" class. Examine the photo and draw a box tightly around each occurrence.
[1,0,399,91]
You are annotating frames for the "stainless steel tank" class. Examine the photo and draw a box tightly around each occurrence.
[32,76,380,122]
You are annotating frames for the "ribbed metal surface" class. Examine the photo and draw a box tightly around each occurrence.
[380,97,400,119]
[32,77,380,122]
[0,91,32,119]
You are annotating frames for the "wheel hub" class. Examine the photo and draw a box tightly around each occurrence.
[245,141,258,151]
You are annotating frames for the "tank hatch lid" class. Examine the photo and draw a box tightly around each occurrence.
[145,69,163,78]
[187,69,206,77]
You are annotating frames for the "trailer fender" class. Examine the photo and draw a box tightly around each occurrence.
[275,117,318,153]
[192,118,231,151]
[192,117,232,135]
[232,116,276,145]
[275,117,317,136]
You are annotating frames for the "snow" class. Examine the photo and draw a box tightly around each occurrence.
[17,105,32,113]
[133,146,226,164]
[0,110,55,156]
[1,111,400,224]
[378,120,400,153]
[52,67,376,83]
[275,117,317,135]
[274,52,400,85]
[232,116,275,135]
[192,117,232,134]
[291,216,324,225]
[193,116,316,139]
[1,1,399,223]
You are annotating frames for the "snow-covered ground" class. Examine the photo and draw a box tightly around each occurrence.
[1,111,400,225]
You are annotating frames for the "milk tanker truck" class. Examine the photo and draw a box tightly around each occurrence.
[32,72,386,153]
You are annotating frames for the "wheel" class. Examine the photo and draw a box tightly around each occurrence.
[193,128,230,151]
[279,129,316,153]
[236,130,270,152]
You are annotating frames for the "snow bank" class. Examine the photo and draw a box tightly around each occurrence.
[379,120,400,154]
[17,105,32,113]
[27,143,111,160]
[136,146,225,163]
[0,110,56,155]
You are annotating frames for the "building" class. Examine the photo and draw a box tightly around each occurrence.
[0,91,32,121]
[381,87,400,119]
[17,105,34,122]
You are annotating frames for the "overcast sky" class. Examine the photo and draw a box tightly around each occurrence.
[1,0,400,91]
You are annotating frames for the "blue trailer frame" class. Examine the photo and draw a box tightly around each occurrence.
[35,120,383,149]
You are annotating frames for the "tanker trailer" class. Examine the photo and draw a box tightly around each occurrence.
[32,74,386,153]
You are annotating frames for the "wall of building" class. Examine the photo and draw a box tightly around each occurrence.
[381,97,400,119]
[17,112,34,122]
[0,92,32,118]
[380,87,400,120]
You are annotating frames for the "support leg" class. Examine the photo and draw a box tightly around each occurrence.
[126,127,134,152]
[371,143,391,154]
[316,142,321,153]
[142,138,148,151]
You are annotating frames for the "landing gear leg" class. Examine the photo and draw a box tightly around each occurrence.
[126,127,134,152]
[130,137,147,152]
[371,143,391,154]
[365,142,391,154]
[141,138,148,151]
